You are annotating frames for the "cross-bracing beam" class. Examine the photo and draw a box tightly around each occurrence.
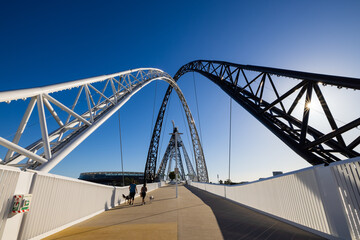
[156,127,197,181]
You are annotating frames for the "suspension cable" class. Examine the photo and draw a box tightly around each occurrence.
[228,98,232,182]
[118,111,125,186]
[178,94,196,167]
[158,90,172,165]
[149,81,158,141]
[192,72,203,143]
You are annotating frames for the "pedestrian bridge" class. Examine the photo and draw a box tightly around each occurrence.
[1,156,360,239]
[1,60,359,239]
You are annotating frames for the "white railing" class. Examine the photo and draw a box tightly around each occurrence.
[0,165,162,240]
[332,159,360,239]
[3,158,360,240]
[189,157,360,240]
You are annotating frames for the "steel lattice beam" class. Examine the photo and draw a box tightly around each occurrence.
[156,135,174,180]
[181,60,360,165]
[145,82,208,182]
[177,135,196,180]
[146,60,360,178]
[0,68,199,173]
[155,128,196,181]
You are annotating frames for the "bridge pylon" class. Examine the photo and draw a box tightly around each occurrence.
[156,123,197,182]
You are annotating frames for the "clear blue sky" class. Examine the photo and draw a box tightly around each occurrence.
[1,0,359,182]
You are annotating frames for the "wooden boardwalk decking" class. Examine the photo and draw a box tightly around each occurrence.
[44,184,325,240]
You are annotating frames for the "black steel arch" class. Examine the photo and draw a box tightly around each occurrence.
[144,76,208,183]
[145,60,360,182]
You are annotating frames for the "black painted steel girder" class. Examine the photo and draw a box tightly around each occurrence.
[155,133,195,181]
[144,87,173,182]
[177,148,186,180]
[177,136,197,180]
[145,60,360,183]
[156,134,174,180]
[175,60,360,165]
[144,79,208,183]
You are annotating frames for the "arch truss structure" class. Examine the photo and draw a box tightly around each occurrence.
[146,60,360,177]
[0,68,202,173]
[156,124,197,181]
[179,60,360,165]
[145,75,208,183]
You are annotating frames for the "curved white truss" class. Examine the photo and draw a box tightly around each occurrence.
[0,68,200,173]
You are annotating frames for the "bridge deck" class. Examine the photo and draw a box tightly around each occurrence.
[44,184,324,240]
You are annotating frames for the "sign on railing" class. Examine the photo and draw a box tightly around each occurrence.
[11,194,32,214]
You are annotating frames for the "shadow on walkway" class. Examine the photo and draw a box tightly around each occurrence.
[185,185,325,240]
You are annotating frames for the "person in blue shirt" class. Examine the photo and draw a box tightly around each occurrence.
[129,180,137,205]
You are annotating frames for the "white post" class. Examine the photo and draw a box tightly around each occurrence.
[175,128,178,198]
[1,169,34,240]
[84,85,94,123]
[37,95,52,160]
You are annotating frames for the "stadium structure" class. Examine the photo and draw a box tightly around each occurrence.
[79,171,144,186]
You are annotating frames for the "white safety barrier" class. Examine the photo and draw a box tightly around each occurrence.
[0,166,20,238]
[0,166,162,240]
[189,157,360,240]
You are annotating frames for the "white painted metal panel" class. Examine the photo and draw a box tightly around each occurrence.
[0,166,20,239]
[332,159,360,240]
[189,162,350,238]
[17,172,160,240]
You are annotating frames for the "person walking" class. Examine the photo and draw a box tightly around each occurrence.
[129,180,137,205]
[140,183,147,205]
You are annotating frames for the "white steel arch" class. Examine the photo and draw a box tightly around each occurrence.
[0,68,198,173]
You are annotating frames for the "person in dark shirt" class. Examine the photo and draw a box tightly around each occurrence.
[129,180,137,205]
[140,183,147,205]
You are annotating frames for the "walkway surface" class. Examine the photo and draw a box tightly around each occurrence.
[44,184,325,240]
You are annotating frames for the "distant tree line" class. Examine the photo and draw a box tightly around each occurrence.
[218,179,248,185]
